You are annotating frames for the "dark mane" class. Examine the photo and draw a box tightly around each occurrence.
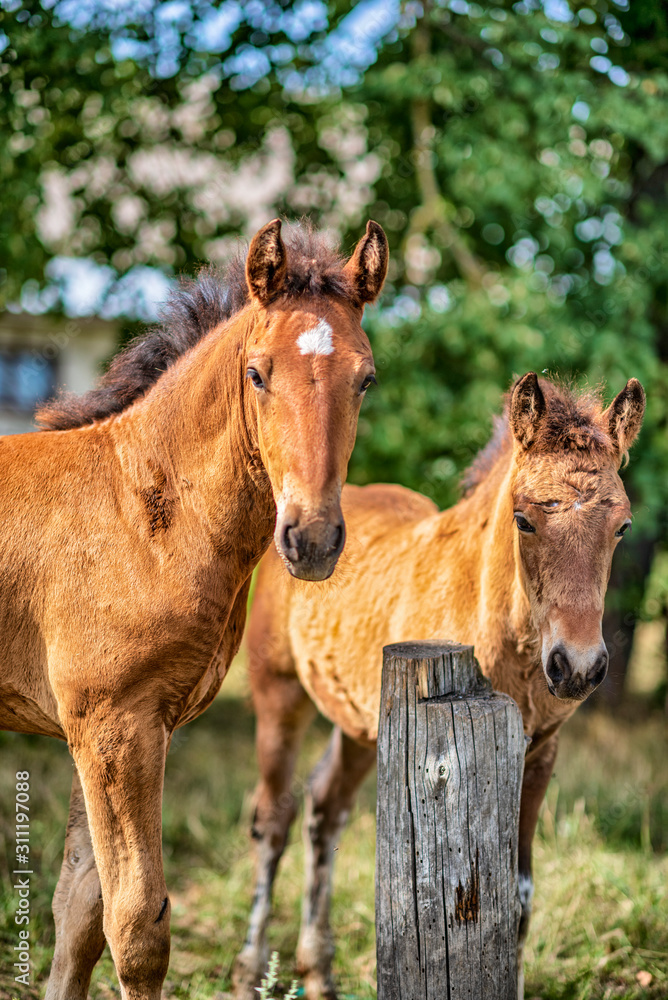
[461,378,611,496]
[37,222,352,431]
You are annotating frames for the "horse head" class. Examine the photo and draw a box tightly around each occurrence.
[243,219,388,581]
[509,372,645,700]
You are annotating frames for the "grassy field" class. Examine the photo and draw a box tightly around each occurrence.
[1,658,666,1000]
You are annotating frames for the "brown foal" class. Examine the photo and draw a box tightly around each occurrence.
[237,372,645,1000]
[0,218,388,1000]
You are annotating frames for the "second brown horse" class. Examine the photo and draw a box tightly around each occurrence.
[236,372,645,999]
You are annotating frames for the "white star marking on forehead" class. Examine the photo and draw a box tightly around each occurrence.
[297,319,334,356]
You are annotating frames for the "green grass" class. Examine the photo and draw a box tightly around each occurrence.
[1,661,666,1000]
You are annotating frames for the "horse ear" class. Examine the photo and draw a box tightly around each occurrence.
[246,219,287,305]
[510,372,546,449]
[343,220,389,306]
[603,378,645,455]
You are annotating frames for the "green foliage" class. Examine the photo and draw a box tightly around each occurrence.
[257,952,300,1000]
[0,0,352,307]
[341,2,668,537]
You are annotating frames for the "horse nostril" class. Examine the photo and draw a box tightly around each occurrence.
[283,524,301,561]
[327,523,344,557]
[588,650,608,688]
[547,647,571,687]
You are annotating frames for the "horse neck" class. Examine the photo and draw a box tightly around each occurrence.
[111,309,274,550]
[447,441,534,653]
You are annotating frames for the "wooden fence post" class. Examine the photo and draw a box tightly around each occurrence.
[376,641,525,1000]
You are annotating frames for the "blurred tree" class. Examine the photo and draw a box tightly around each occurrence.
[0,0,361,312]
[342,0,668,705]
[2,0,668,701]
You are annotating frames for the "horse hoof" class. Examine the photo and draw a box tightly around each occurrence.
[301,970,337,1000]
[231,956,263,1000]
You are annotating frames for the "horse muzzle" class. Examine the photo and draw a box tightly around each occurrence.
[274,505,346,581]
[543,642,609,701]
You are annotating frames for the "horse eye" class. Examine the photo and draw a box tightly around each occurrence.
[615,520,632,538]
[246,368,265,390]
[360,374,377,393]
[514,513,536,534]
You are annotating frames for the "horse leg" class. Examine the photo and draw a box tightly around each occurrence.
[46,768,105,1000]
[296,728,376,1000]
[517,734,559,1000]
[233,669,317,998]
[67,712,170,1000]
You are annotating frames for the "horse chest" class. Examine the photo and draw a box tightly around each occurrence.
[488,655,574,739]
[172,577,251,728]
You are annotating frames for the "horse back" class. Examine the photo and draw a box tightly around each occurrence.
[246,482,439,694]
[340,482,438,541]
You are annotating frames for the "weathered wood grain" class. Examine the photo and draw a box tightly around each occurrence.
[376,641,525,1000]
